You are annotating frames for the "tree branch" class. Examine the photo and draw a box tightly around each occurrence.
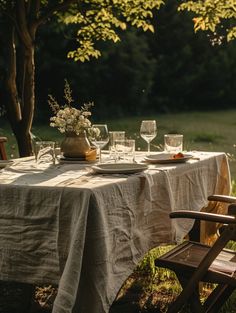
[0,3,17,26]
[0,3,33,48]
[4,23,22,125]
[33,0,77,28]
[16,0,33,47]
[28,0,41,21]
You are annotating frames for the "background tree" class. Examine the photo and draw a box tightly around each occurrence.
[34,0,236,121]
[178,0,236,42]
[148,0,236,113]
[35,25,157,121]
[0,0,164,157]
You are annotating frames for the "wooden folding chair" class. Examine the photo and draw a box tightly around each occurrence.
[0,137,7,160]
[155,204,236,313]
[208,194,236,204]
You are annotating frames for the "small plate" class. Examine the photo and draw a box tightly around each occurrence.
[145,153,193,164]
[60,156,86,161]
[59,156,97,164]
[91,163,148,174]
[0,160,14,169]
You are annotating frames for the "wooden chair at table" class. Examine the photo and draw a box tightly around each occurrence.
[155,199,236,313]
[0,137,7,160]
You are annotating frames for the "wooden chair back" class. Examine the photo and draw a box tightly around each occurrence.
[0,137,7,160]
[155,204,236,313]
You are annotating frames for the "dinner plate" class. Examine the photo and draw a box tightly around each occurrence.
[0,160,14,168]
[144,153,193,164]
[91,163,148,174]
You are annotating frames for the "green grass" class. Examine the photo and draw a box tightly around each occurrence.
[113,242,236,313]
[1,109,236,177]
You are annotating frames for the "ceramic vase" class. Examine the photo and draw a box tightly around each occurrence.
[61,131,91,158]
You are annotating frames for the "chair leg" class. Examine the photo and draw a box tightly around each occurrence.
[167,227,234,313]
[167,277,204,313]
[181,279,205,313]
[204,284,235,313]
[189,289,205,313]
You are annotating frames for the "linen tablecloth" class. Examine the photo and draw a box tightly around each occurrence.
[0,152,231,313]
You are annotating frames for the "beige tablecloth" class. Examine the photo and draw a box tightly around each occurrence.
[0,152,231,313]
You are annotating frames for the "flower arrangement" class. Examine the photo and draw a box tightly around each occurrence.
[48,80,95,136]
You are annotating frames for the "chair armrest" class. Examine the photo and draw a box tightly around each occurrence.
[0,137,7,143]
[170,210,236,224]
[208,195,236,203]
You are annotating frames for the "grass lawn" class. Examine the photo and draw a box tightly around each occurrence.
[1,109,236,178]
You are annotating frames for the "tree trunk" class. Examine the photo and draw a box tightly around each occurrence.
[0,1,77,157]
[14,41,36,157]
[2,11,36,157]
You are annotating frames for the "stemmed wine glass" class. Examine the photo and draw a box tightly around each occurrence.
[140,120,157,154]
[90,124,109,162]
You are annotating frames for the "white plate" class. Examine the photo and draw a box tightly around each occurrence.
[145,153,193,164]
[91,163,148,174]
[0,160,14,169]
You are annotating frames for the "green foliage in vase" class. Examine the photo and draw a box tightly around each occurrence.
[178,0,236,42]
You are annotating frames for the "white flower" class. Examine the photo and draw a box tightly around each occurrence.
[48,81,94,135]
[49,103,94,135]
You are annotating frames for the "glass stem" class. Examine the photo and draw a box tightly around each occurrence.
[99,148,102,163]
[147,142,150,154]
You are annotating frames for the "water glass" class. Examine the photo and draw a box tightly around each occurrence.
[115,139,135,163]
[164,134,183,153]
[35,141,56,165]
[109,131,125,158]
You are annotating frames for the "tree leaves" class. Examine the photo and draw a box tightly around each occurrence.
[61,0,164,61]
[178,0,236,42]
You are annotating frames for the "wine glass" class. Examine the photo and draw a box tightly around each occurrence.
[140,120,157,154]
[90,124,109,162]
